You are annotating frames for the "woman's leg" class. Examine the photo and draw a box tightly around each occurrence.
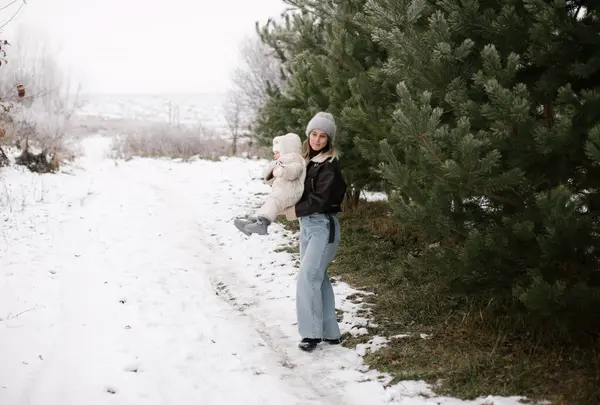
[299,218,307,263]
[296,215,339,341]
[321,216,341,340]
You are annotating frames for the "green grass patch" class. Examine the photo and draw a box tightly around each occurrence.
[274,245,298,255]
[278,200,600,405]
[277,217,300,233]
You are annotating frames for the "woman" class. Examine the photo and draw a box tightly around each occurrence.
[283,111,347,352]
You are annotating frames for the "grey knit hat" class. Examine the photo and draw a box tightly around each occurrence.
[305,112,337,139]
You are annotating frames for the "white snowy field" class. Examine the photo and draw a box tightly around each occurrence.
[0,134,525,405]
[75,93,231,134]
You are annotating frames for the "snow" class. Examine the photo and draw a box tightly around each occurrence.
[1,134,525,405]
[361,190,388,202]
[76,93,230,133]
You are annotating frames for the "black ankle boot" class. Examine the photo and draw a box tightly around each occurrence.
[324,337,342,345]
[298,338,321,352]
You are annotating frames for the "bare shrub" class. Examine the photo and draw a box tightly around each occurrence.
[231,36,284,114]
[223,90,250,156]
[0,24,83,169]
[223,35,284,149]
[111,123,229,161]
[234,137,270,160]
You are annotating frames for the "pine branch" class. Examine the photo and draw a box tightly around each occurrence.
[416,131,443,165]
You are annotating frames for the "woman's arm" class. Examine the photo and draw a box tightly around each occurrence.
[262,161,277,181]
[294,170,334,217]
[285,163,344,219]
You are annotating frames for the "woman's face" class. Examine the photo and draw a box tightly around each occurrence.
[309,130,328,151]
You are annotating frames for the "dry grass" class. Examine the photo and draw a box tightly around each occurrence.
[65,116,270,160]
[110,123,230,161]
[0,174,48,213]
[68,115,271,161]
[278,200,600,405]
[0,116,78,169]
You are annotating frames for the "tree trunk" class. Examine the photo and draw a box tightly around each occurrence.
[0,145,9,167]
[343,187,362,211]
[231,133,238,156]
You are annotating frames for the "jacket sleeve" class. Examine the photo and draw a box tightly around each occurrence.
[275,161,303,180]
[294,166,336,217]
[262,161,276,181]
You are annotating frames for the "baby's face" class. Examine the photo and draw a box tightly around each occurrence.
[274,152,280,160]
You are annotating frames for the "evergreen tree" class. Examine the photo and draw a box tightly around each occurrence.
[252,6,330,143]
[253,0,392,204]
[361,0,600,336]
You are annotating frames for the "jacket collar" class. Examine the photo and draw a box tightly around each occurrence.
[310,149,338,164]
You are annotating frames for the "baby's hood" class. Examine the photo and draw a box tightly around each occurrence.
[272,136,280,153]
[276,132,302,156]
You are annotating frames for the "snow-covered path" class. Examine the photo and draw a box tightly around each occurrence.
[0,136,523,405]
[1,137,333,405]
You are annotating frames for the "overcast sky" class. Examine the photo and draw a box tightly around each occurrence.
[1,0,287,95]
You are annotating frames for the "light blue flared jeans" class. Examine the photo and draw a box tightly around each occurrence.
[296,213,341,340]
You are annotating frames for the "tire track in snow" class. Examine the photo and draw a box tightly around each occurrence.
[3,151,349,405]
[117,160,338,405]
[128,160,349,405]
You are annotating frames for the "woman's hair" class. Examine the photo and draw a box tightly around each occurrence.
[302,133,339,161]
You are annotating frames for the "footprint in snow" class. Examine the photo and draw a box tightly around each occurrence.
[124,363,140,373]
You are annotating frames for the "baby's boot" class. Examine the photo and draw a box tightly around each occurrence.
[244,216,270,235]
[234,218,252,236]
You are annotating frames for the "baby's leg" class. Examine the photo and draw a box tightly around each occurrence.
[255,197,283,223]
[242,197,284,235]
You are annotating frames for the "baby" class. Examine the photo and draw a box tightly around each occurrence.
[234,132,306,236]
